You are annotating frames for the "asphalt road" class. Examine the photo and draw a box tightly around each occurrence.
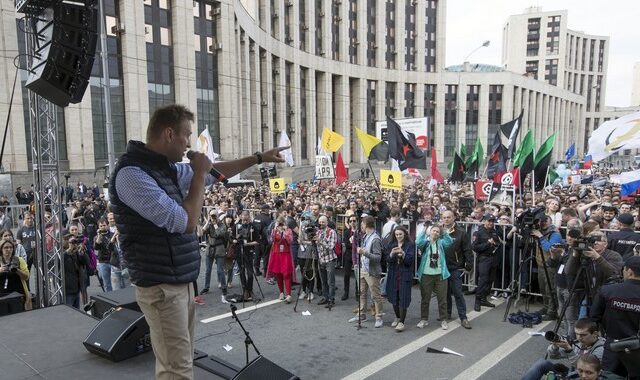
[81,256,558,380]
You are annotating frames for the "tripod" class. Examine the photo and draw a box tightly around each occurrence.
[551,254,593,339]
[502,255,534,322]
[230,304,261,365]
[293,243,314,312]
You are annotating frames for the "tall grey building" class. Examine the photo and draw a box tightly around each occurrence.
[502,6,608,152]
[0,0,587,185]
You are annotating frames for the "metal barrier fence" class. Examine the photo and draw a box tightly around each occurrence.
[2,204,33,230]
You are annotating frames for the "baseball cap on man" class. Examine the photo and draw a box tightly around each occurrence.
[624,256,640,273]
[617,213,635,226]
[482,214,496,222]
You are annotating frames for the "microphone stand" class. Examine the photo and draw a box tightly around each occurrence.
[230,304,260,365]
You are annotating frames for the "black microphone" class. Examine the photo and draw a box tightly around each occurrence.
[185,150,228,184]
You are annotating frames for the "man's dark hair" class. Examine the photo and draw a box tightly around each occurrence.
[561,208,578,218]
[97,218,108,225]
[390,208,400,218]
[146,104,194,141]
[574,318,598,334]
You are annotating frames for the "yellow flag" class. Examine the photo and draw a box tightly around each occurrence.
[380,169,402,191]
[269,178,286,194]
[355,128,382,158]
[321,128,344,152]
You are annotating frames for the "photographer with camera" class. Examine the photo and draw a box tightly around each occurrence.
[521,319,605,380]
[0,238,31,311]
[253,204,273,277]
[531,215,563,320]
[200,210,231,301]
[63,234,89,309]
[235,210,260,301]
[471,214,502,312]
[565,231,624,305]
[607,213,640,260]
[93,218,114,292]
[590,255,640,379]
[297,217,317,302]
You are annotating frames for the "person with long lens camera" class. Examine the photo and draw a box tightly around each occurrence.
[531,215,563,321]
[590,255,640,379]
[565,231,624,315]
[521,319,605,380]
[0,238,31,312]
[297,216,317,302]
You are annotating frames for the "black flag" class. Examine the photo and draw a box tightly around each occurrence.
[450,152,466,182]
[387,116,427,170]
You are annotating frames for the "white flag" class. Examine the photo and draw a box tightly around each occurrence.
[587,111,640,162]
[278,130,294,167]
[317,136,328,155]
[197,128,219,162]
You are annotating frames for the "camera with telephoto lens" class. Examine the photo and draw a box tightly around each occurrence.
[571,235,600,251]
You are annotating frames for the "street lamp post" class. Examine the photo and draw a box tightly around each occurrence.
[456,40,490,157]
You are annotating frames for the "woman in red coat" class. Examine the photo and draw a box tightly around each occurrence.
[267,216,295,303]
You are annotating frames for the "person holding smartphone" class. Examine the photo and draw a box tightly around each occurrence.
[266,216,294,303]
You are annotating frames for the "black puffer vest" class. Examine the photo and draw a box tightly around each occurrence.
[108,141,200,287]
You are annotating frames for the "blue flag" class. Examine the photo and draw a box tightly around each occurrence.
[565,143,575,161]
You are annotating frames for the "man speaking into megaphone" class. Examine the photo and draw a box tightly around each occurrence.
[109,104,286,379]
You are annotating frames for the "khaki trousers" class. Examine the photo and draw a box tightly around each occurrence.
[359,273,383,318]
[136,283,195,380]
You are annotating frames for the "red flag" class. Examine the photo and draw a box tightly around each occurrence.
[335,152,348,185]
[430,148,444,183]
[493,168,520,188]
[475,179,492,201]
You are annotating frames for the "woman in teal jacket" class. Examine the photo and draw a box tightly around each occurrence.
[415,224,453,330]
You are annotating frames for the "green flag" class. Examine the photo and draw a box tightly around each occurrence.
[459,143,466,163]
[534,133,556,191]
[513,130,534,168]
[548,169,559,184]
[473,137,483,170]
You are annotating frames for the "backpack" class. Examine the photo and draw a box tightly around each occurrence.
[507,310,542,327]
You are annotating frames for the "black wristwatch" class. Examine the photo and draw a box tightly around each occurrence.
[254,151,263,164]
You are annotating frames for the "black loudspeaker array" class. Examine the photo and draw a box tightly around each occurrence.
[24,0,98,107]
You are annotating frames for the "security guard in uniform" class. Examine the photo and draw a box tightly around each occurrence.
[590,255,640,379]
[471,214,501,312]
[607,213,640,260]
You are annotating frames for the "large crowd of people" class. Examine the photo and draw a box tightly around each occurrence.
[2,101,639,379]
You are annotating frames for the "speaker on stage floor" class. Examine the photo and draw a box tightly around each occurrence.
[232,356,299,380]
[83,307,151,362]
[89,286,140,319]
[194,354,298,380]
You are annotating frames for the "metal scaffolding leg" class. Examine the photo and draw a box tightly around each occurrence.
[24,15,65,308]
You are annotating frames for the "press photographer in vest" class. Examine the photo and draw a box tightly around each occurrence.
[109,104,285,379]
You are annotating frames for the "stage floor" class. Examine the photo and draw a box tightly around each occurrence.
[0,305,223,380]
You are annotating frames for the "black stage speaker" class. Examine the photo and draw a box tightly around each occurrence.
[194,354,241,379]
[83,307,151,362]
[90,286,140,319]
[25,0,98,107]
[0,292,25,316]
[232,356,298,380]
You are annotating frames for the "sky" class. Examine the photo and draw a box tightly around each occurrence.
[445,0,640,107]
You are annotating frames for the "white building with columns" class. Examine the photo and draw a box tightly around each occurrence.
[0,0,588,186]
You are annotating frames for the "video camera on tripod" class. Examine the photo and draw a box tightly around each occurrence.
[515,206,546,233]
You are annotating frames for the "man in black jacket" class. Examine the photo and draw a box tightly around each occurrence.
[253,204,273,276]
[109,104,285,379]
[590,256,640,379]
[442,210,473,329]
[607,213,640,260]
[472,214,501,311]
